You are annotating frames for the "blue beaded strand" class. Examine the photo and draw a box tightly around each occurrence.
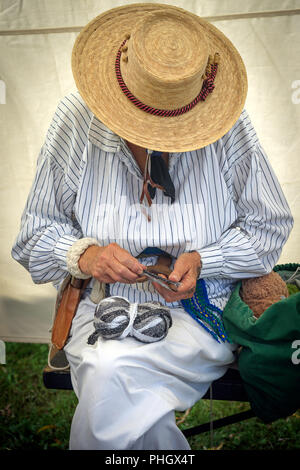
[181,279,231,343]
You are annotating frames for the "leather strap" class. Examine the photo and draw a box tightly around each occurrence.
[51,276,90,350]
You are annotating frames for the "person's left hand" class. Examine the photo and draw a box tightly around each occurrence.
[152,251,201,303]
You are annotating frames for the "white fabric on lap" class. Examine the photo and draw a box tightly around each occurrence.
[64,296,236,450]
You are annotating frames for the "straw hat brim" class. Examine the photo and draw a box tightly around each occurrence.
[72,3,247,152]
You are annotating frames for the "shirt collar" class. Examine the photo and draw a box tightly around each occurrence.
[87,114,183,175]
[88,114,144,178]
[88,114,121,152]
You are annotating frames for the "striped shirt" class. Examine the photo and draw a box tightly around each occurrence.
[11,91,293,310]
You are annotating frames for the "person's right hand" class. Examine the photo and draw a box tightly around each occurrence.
[78,242,146,284]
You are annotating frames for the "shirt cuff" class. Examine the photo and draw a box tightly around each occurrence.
[53,234,80,271]
[66,237,101,279]
[197,244,224,278]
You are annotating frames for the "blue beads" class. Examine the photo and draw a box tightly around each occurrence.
[181,279,230,343]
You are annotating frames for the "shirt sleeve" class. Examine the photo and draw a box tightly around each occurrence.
[11,94,91,284]
[11,144,82,284]
[198,143,294,279]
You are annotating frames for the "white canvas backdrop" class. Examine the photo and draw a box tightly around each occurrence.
[0,0,299,343]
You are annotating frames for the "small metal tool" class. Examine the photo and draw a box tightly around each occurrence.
[142,270,181,291]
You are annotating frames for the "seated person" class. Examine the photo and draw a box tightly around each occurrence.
[11,4,293,450]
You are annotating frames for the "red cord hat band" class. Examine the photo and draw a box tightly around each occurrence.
[115,38,219,117]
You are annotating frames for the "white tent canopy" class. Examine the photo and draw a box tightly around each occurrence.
[0,0,299,343]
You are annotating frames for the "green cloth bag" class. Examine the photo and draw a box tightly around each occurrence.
[223,270,300,423]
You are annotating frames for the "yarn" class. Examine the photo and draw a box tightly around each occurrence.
[87,296,172,344]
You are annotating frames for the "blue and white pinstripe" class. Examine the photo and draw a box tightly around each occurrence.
[12,91,293,310]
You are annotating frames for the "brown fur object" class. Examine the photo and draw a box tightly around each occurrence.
[240,271,289,318]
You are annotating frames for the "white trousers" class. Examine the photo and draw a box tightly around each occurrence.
[64,296,236,450]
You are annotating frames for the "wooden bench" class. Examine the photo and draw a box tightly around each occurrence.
[43,362,255,437]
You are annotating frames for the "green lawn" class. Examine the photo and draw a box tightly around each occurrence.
[0,342,299,450]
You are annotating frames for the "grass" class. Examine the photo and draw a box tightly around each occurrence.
[0,343,77,450]
[0,342,299,451]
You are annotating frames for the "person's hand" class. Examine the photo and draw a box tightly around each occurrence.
[152,251,201,303]
[78,243,145,284]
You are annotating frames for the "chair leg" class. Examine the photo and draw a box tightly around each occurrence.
[182,409,255,437]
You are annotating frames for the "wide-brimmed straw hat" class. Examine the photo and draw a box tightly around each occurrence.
[72,3,247,152]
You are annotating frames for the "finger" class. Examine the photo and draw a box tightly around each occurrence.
[112,246,145,275]
[102,243,145,278]
[168,259,189,283]
[109,259,143,283]
[152,281,177,302]
[92,258,142,284]
[152,270,196,302]
[153,288,194,303]
[168,252,201,284]
[123,257,146,275]
[152,280,195,302]
[174,271,196,293]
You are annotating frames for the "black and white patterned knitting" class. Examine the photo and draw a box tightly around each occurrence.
[87,296,172,345]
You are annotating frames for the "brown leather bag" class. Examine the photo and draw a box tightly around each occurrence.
[51,276,90,350]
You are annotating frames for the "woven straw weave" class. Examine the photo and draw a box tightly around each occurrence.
[72,3,247,152]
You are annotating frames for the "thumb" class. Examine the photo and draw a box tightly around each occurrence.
[168,257,189,282]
